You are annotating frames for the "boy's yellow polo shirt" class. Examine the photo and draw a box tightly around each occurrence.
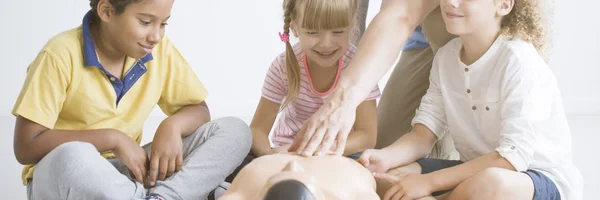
[12,11,208,185]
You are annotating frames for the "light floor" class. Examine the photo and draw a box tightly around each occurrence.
[0,115,597,199]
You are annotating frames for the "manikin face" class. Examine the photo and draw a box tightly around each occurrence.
[259,161,324,199]
[221,154,378,200]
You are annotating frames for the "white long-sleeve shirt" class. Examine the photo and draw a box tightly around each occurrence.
[412,36,583,200]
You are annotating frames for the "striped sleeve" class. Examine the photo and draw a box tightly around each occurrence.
[365,84,381,101]
[261,56,287,104]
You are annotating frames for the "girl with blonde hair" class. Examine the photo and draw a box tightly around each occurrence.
[250,0,381,159]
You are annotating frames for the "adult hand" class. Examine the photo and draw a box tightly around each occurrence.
[112,131,149,185]
[288,98,357,156]
[148,121,183,186]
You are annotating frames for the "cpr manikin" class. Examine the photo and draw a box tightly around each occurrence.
[219,153,379,200]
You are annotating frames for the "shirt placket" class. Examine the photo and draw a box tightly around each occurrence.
[463,64,479,128]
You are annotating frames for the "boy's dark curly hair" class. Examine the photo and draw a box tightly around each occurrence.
[89,0,143,20]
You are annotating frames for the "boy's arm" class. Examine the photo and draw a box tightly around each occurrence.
[157,37,210,127]
[14,118,148,184]
[291,0,441,156]
[160,101,211,137]
[250,98,280,156]
[13,116,124,165]
[341,99,377,156]
[11,51,127,165]
[150,39,214,184]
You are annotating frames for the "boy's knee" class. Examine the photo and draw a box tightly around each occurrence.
[33,142,100,190]
[47,142,98,164]
[215,116,248,128]
[214,117,252,142]
[38,142,97,174]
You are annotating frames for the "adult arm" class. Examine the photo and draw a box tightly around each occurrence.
[289,0,441,156]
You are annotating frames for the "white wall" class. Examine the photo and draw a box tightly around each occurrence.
[0,0,598,199]
[548,0,600,115]
[1,0,598,119]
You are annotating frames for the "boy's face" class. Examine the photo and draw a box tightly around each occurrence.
[100,0,174,59]
[440,0,512,36]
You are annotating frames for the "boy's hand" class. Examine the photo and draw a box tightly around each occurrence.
[112,131,149,185]
[149,121,183,186]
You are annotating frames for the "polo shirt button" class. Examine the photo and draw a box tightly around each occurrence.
[472,106,477,110]
[109,77,116,82]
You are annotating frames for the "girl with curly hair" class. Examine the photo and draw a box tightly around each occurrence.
[358,0,583,199]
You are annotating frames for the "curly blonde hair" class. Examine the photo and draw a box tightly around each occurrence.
[500,0,551,57]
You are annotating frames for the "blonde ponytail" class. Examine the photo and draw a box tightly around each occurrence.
[281,0,302,109]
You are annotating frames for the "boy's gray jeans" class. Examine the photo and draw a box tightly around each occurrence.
[27,117,252,200]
